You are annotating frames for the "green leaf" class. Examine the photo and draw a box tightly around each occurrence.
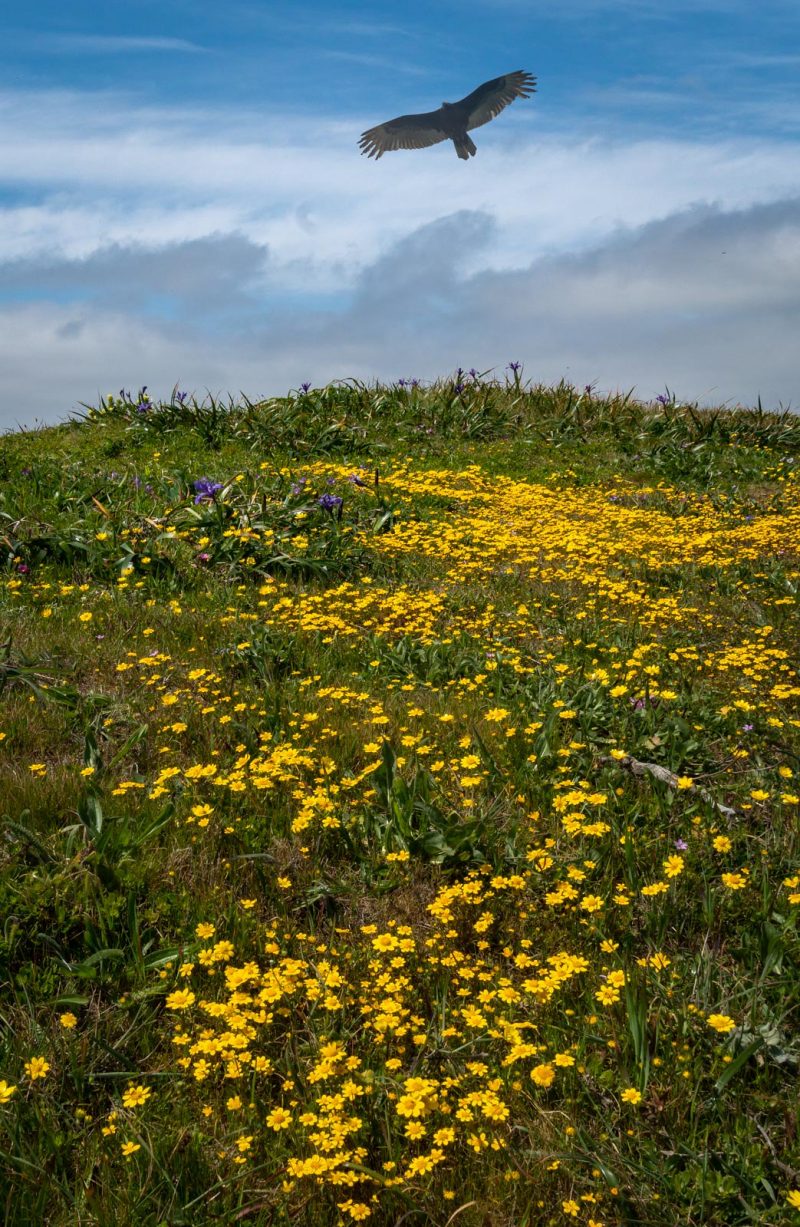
[143,946,185,969]
[106,723,148,772]
[714,1037,763,1092]
[4,816,55,864]
[67,948,125,977]
[132,802,174,848]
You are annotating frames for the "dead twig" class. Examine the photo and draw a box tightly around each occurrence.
[599,754,740,822]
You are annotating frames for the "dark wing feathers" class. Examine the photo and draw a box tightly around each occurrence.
[358,110,448,159]
[458,70,536,132]
[358,70,536,157]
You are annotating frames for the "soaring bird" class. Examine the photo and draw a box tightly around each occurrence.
[359,70,536,161]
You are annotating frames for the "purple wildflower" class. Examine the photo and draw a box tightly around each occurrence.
[318,493,343,512]
[742,723,754,732]
[674,839,688,851]
[454,383,465,395]
[193,477,223,504]
[469,368,479,380]
[507,361,522,373]
[290,477,307,496]
[175,390,187,403]
[656,393,670,405]
[347,473,368,488]
[300,382,311,394]
[397,378,407,388]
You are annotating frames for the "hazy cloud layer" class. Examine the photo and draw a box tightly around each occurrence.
[2,196,798,430]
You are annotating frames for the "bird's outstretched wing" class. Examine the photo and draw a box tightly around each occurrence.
[456,70,536,131]
[359,110,448,159]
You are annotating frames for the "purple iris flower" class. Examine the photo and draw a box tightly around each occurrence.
[674,839,688,851]
[193,477,223,504]
[397,378,407,388]
[347,473,367,487]
[507,361,522,373]
[469,368,479,380]
[656,393,670,405]
[742,723,754,732]
[318,493,343,512]
[290,477,307,496]
[454,383,465,395]
[300,382,311,394]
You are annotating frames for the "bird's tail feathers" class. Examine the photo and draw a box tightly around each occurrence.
[454,134,477,160]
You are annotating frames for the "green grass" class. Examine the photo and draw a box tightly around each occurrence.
[1,374,799,1226]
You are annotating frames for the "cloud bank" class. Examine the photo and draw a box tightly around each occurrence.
[2,196,798,430]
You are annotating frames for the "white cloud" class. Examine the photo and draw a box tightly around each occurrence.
[34,34,207,54]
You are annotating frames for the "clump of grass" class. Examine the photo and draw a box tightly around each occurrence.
[1,377,799,1225]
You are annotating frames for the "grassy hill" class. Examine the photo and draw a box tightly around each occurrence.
[1,375,799,1225]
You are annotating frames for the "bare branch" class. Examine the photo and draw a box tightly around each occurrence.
[598,754,741,822]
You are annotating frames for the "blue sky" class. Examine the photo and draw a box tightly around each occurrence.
[1,0,799,426]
